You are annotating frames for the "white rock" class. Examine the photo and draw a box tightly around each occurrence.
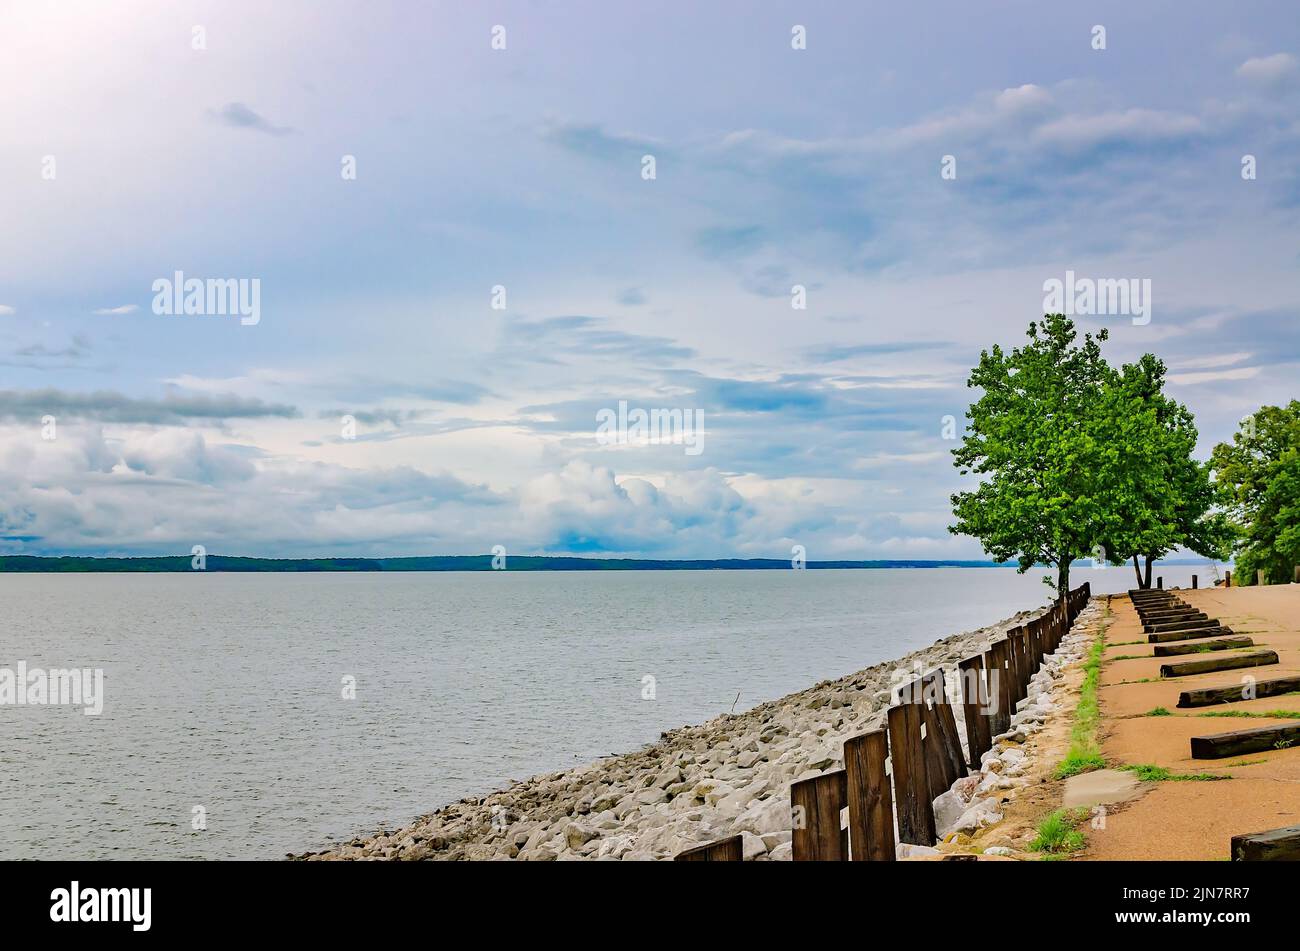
[896,843,941,859]
[948,798,1003,835]
[740,830,767,860]
[933,789,968,836]
[736,796,789,835]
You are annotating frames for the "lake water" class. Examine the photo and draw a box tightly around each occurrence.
[0,564,1216,859]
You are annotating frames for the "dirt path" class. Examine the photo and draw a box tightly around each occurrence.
[1082,584,1300,860]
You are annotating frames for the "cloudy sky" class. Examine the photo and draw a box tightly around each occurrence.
[1,1,1298,559]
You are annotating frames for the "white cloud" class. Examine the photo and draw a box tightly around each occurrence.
[1166,366,1260,386]
[994,83,1053,114]
[0,305,15,315]
[1236,53,1298,85]
[93,304,138,315]
[1033,109,1203,151]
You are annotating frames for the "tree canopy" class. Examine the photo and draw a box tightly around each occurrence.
[1210,401,1300,585]
[951,314,1229,598]
[950,315,1114,602]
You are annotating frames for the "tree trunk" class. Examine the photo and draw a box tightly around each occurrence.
[1143,555,1154,589]
[1132,555,1145,589]
[1057,561,1070,610]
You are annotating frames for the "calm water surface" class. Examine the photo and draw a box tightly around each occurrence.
[0,565,1214,859]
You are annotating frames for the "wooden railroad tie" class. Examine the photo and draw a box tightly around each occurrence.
[1179,675,1300,708]
[1152,636,1254,657]
[1159,650,1279,679]
[1192,721,1300,759]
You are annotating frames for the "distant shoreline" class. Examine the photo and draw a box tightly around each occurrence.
[0,554,1220,573]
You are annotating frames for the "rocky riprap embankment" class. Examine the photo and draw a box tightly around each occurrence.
[918,598,1102,856]
[297,608,1050,861]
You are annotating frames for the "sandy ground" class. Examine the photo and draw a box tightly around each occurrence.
[1082,584,1300,860]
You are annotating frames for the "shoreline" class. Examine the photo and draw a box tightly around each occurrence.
[296,603,1068,861]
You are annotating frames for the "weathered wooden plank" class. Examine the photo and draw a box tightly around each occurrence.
[1232,825,1300,861]
[1148,625,1235,643]
[1017,628,1034,690]
[1145,617,1220,634]
[1153,636,1254,657]
[886,702,934,845]
[1160,650,1279,679]
[958,655,992,768]
[1178,675,1300,708]
[1006,629,1025,705]
[675,835,744,861]
[1139,608,1204,621]
[924,670,967,784]
[990,640,1013,737]
[1191,722,1300,759]
[1138,603,1200,615]
[918,694,954,799]
[843,730,895,862]
[791,770,847,860]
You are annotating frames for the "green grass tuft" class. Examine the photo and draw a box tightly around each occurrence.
[1030,808,1087,854]
[1197,709,1300,720]
[1122,763,1230,782]
[1054,625,1107,780]
[1144,707,1173,717]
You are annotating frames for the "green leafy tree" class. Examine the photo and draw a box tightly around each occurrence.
[1101,355,1232,588]
[950,315,1115,604]
[1211,402,1300,585]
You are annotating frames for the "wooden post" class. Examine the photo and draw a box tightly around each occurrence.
[988,640,1012,737]
[918,699,952,800]
[1014,629,1031,699]
[958,655,992,768]
[1157,576,1163,589]
[1192,574,1198,589]
[843,730,895,861]
[886,702,934,845]
[1226,570,1232,587]
[1295,566,1299,584]
[791,771,847,861]
[1258,569,1267,586]
[675,835,743,861]
[924,670,967,785]
[1005,629,1023,707]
